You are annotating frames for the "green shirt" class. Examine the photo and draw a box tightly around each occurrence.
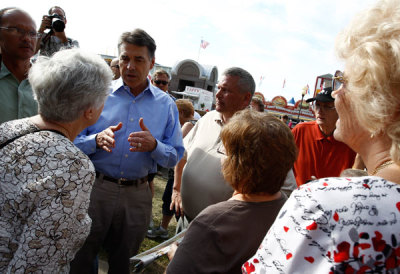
[0,60,38,124]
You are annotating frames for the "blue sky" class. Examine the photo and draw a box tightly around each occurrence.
[8,0,377,101]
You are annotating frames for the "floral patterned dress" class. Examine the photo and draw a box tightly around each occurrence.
[242,176,400,273]
[0,118,95,273]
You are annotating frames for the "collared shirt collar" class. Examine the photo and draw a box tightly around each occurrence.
[0,57,33,81]
[314,122,335,142]
[111,77,156,97]
[0,60,12,80]
[214,111,224,127]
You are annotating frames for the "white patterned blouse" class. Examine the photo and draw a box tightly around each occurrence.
[243,176,400,273]
[0,118,95,273]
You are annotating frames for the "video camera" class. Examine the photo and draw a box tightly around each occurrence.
[47,13,65,32]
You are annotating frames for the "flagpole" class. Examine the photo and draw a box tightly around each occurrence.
[281,78,286,92]
[258,76,264,91]
[297,87,308,121]
[197,37,202,62]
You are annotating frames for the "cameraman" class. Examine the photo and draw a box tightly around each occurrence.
[35,6,79,56]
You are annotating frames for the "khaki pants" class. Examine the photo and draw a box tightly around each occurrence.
[70,177,152,274]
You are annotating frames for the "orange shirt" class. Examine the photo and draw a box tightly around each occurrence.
[292,121,356,186]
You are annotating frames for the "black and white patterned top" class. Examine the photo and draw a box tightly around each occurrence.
[0,118,95,273]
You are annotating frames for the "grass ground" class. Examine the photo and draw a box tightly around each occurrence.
[99,174,176,273]
[138,175,177,273]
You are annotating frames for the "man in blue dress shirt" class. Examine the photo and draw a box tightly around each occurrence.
[70,29,184,274]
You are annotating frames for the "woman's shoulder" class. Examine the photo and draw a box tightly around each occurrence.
[0,118,37,144]
[1,124,95,175]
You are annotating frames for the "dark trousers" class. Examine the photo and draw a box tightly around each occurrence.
[162,177,175,216]
[70,177,152,274]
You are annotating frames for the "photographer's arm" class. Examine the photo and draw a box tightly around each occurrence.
[35,15,51,54]
[53,30,68,43]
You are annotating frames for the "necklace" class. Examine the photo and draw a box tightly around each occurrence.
[370,160,394,176]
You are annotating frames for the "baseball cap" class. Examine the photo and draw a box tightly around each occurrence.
[306,87,334,103]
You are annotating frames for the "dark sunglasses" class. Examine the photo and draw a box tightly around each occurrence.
[332,70,345,91]
[111,65,119,69]
[154,80,169,85]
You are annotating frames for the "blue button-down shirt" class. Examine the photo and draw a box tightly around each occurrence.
[74,78,184,180]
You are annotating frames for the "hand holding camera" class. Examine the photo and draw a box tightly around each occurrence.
[38,13,65,34]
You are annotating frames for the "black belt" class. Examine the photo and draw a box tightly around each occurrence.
[96,172,147,186]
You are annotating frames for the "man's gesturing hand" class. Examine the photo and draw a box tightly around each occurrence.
[96,122,123,152]
[128,118,157,152]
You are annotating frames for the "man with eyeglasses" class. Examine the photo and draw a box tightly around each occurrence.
[292,86,356,186]
[35,6,79,57]
[152,69,176,100]
[110,57,120,80]
[0,8,38,124]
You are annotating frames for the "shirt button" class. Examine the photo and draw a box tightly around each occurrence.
[130,118,134,122]
[132,100,136,104]
[125,154,128,158]
[120,171,124,175]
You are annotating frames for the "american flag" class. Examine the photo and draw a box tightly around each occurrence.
[200,39,210,49]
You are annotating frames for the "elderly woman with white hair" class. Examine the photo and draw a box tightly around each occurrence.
[243,0,400,273]
[0,49,112,272]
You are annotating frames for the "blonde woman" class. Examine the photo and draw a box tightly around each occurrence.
[244,0,400,272]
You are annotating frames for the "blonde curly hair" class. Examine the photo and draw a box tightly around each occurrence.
[335,0,400,163]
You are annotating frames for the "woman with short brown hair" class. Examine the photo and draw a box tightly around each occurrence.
[167,109,297,273]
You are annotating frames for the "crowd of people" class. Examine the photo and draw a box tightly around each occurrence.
[1,0,400,273]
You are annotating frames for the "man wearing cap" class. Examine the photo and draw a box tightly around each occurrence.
[292,87,356,186]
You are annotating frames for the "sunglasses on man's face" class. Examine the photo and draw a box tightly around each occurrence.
[332,70,345,91]
[155,80,169,85]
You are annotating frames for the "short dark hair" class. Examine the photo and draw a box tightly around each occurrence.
[153,69,170,80]
[118,29,156,60]
[48,6,66,18]
[222,109,297,195]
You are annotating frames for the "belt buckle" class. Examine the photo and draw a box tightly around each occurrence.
[118,178,128,185]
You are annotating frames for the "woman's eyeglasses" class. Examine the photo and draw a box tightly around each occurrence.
[332,70,345,91]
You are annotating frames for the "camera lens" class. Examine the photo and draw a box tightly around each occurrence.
[52,18,65,32]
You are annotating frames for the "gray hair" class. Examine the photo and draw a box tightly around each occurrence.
[29,49,112,122]
[223,67,256,96]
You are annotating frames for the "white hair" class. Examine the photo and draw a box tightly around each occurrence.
[335,0,400,163]
[29,49,112,122]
